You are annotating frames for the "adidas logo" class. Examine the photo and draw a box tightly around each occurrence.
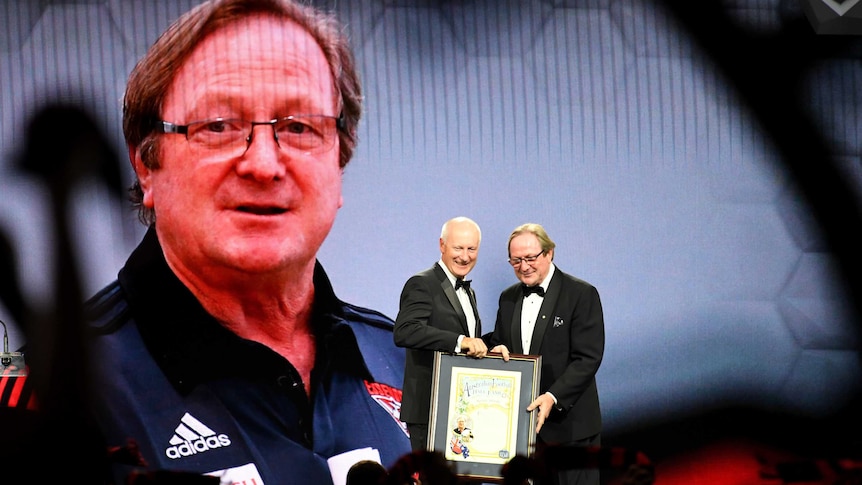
[165,412,231,459]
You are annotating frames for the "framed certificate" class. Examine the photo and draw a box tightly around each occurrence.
[427,352,541,482]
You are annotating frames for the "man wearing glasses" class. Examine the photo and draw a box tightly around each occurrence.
[488,223,605,485]
[81,0,410,483]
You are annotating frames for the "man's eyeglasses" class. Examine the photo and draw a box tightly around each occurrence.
[157,114,345,157]
[508,251,544,266]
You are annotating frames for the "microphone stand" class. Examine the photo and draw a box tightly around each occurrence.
[0,317,25,374]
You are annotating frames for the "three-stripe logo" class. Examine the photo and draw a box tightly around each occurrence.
[165,412,232,459]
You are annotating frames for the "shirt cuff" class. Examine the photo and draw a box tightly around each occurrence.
[455,335,465,353]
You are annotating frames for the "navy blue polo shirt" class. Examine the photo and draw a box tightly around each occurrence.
[86,228,410,484]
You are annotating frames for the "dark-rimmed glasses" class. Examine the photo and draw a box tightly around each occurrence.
[508,251,544,266]
[157,114,344,157]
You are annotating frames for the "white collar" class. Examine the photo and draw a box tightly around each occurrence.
[537,263,556,291]
[437,260,460,288]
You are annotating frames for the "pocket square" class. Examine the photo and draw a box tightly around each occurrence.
[553,316,564,327]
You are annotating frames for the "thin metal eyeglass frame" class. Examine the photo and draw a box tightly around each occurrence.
[508,251,545,266]
[156,113,345,154]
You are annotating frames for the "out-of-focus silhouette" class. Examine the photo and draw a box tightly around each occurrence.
[501,445,653,485]
[0,231,28,327]
[385,450,457,485]
[347,460,390,485]
[2,103,139,482]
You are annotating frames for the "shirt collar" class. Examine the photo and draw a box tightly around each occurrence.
[437,260,460,288]
[119,227,369,395]
[538,263,556,292]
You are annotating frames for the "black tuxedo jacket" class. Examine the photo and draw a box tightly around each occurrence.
[486,267,604,443]
[393,263,481,424]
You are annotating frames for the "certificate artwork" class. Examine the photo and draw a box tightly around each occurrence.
[444,366,521,464]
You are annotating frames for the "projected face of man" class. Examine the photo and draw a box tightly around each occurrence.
[133,15,343,286]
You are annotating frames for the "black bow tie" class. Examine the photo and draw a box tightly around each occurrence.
[455,279,471,291]
[522,284,544,297]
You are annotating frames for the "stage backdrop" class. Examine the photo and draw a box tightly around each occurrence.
[0,0,860,448]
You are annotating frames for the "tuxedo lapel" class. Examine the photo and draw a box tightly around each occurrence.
[529,272,560,352]
[511,292,524,354]
[437,267,469,335]
[467,288,481,336]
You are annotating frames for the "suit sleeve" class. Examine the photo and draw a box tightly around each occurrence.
[393,275,461,351]
[547,283,605,411]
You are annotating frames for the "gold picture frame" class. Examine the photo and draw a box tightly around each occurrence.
[428,351,541,482]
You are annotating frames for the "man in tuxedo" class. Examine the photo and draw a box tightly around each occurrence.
[488,223,605,485]
[394,216,488,451]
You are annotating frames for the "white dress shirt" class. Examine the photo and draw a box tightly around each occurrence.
[521,264,555,353]
[438,261,477,353]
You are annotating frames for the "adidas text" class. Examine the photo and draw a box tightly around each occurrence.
[166,435,232,459]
